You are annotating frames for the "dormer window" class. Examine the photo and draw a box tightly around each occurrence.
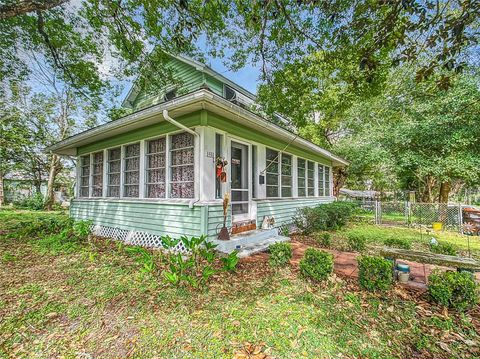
[224,85,236,101]
[164,89,177,102]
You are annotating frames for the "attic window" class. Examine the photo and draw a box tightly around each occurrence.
[224,85,236,101]
[164,89,177,102]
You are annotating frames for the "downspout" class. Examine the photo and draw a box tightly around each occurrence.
[162,109,200,209]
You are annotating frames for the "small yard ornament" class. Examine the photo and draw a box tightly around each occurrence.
[261,215,275,230]
[218,192,230,240]
[216,157,228,183]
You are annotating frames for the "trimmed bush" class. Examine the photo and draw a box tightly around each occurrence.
[430,242,457,256]
[428,270,479,311]
[299,248,333,282]
[346,233,366,252]
[268,242,293,267]
[316,232,332,247]
[383,237,412,250]
[357,256,393,291]
[294,202,357,234]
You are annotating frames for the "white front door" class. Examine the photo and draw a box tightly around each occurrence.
[230,141,250,222]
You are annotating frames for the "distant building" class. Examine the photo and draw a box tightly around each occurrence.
[3,172,48,202]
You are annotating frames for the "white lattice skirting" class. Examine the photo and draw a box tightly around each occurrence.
[90,224,188,253]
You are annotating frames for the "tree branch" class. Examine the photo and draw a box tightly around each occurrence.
[0,0,68,20]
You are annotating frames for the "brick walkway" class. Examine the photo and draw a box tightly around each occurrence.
[243,240,480,291]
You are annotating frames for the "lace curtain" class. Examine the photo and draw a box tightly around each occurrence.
[124,143,140,197]
[146,138,166,198]
[92,151,104,197]
[107,147,121,197]
[170,132,194,198]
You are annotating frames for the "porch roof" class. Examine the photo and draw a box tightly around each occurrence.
[47,89,348,167]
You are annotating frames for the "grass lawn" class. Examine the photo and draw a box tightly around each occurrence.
[1,209,480,358]
[307,221,480,259]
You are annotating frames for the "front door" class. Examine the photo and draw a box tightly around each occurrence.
[230,141,250,222]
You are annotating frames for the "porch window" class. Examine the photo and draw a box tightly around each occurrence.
[281,153,292,197]
[123,143,140,197]
[266,148,279,197]
[107,147,121,197]
[92,151,104,197]
[307,161,315,196]
[318,164,325,196]
[170,132,194,198]
[297,158,306,197]
[325,166,331,196]
[146,137,166,198]
[79,155,90,197]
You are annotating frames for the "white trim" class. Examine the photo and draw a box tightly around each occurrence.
[49,90,348,167]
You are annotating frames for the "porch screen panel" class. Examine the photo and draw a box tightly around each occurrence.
[146,138,166,198]
[92,151,104,197]
[107,147,121,197]
[307,161,315,196]
[266,148,279,197]
[297,158,306,197]
[318,164,325,196]
[124,143,140,197]
[79,155,90,197]
[170,132,194,198]
[325,166,331,196]
[281,153,292,197]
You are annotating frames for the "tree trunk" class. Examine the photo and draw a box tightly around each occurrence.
[421,176,436,203]
[438,181,451,203]
[333,166,347,198]
[44,154,61,210]
[0,170,4,207]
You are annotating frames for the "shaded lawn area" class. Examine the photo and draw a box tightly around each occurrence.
[317,222,480,259]
[1,210,479,358]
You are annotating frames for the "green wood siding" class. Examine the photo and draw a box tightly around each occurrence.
[256,198,333,227]
[71,199,204,238]
[206,204,231,239]
[130,58,225,111]
[77,112,201,155]
[206,112,333,166]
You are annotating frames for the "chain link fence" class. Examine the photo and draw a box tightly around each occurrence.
[352,200,466,232]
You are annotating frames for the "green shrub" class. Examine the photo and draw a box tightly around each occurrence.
[428,270,479,311]
[221,251,239,272]
[357,256,393,292]
[383,237,412,250]
[161,235,218,288]
[316,232,332,247]
[294,202,357,234]
[299,248,333,282]
[430,242,457,256]
[125,246,156,273]
[268,242,292,267]
[346,233,366,252]
[13,193,45,210]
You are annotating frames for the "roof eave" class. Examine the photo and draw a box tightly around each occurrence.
[49,90,348,166]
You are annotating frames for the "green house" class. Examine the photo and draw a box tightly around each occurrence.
[49,55,347,254]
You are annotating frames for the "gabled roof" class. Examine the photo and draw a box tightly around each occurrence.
[122,53,256,108]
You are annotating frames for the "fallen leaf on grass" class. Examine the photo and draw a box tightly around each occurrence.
[437,341,451,353]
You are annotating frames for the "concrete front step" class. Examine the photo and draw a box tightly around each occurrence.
[211,227,290,255]
[236,236,290,258]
